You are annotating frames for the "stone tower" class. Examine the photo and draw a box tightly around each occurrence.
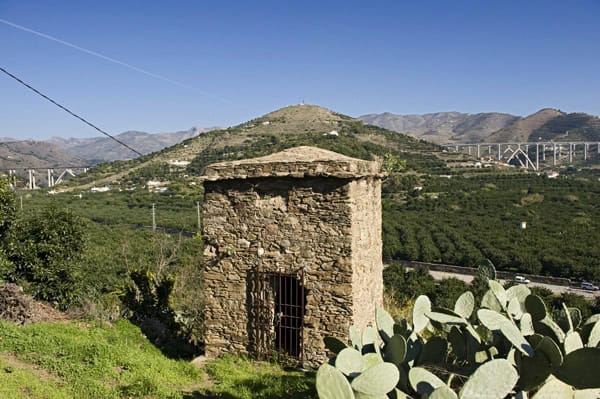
[201,146,383,366]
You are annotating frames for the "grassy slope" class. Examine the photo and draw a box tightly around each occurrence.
[0,320,200,398]
[0,356,72,399]
[0,320,315,399]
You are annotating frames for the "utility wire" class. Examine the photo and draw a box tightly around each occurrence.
[0,66,143,156]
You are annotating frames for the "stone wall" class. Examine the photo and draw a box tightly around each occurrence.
[349,178,383,330]
[201,146,383,367]
[203,177,356,365]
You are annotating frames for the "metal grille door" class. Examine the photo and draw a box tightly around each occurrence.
[251,268,305,364]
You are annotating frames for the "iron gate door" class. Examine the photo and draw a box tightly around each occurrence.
[251,268,305,364]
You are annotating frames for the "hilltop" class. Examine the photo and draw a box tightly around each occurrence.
[486,108,564,142]
[64,104,452,190]
[360,109,600,143]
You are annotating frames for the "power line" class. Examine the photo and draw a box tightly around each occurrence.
[0,66,143,157]
[0,18,231,104]
[0,18,192,91]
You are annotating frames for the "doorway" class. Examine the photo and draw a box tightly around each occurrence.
[252,270,305,363]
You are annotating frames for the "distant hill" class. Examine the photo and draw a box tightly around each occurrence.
[359,109,600,144]
[0,126,217,172]
[46,126,216,163]
[486,108,564,143]
[64,104,456,191]
[529,112,600,142]
[0,140,83,170]
[359,111,519,143]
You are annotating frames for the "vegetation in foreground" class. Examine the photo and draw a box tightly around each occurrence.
[318,261,600,399]
[0,319,315,399]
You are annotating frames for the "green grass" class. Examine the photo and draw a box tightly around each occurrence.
[204,355,316,399]
[0,320,316,399]
[0,356,72,399]
[0,320,200,398]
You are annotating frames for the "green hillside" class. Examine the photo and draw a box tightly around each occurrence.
[64,104,462,190]
[0,320,314,399]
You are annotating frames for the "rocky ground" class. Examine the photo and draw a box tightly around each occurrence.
[0,283,66,325]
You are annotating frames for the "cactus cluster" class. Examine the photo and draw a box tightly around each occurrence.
[316,261,600,399]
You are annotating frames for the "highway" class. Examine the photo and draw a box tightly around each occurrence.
[427,269,599,299]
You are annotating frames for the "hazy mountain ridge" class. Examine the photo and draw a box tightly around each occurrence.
[0,140,84,169]
[5,106,600,173]
[359,111,518,143]
[0,127,217,169]
[46,126,217,162]
[359,109,600,144]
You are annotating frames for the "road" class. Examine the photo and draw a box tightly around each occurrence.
[427,270,599,299]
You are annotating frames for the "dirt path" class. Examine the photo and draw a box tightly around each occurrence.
[0,353,62,383]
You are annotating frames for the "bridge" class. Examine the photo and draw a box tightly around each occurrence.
[441,141,600,170]
[2,166,90,189]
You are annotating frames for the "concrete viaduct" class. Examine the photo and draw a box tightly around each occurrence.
[442,141,600,170]
[2,166,89,189]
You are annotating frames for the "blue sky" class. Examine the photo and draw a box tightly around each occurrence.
[1,0,599,139]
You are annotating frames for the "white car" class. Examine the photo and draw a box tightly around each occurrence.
[514,276,530,284]
[580,282,599,291]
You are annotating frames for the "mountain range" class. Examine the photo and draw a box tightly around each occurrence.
[358,108,600,144]
[0,126,216,169]
[0,140,85,170]
[46,126,216,163]
[3,106,600,173]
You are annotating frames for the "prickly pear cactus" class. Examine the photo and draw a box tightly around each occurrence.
[477,259,496,282]
[316,259,600,399]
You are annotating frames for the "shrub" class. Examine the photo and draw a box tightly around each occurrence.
[432,277,468,309]
[2,206,85,309]
[120,233,204,358]
[383,263,435,307]
[317,261,600,398]
[0,177,15,236]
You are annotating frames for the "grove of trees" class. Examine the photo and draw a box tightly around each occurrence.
[382,173,600,282]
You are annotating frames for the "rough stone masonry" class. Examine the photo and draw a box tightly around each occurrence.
[201,146,383,366]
